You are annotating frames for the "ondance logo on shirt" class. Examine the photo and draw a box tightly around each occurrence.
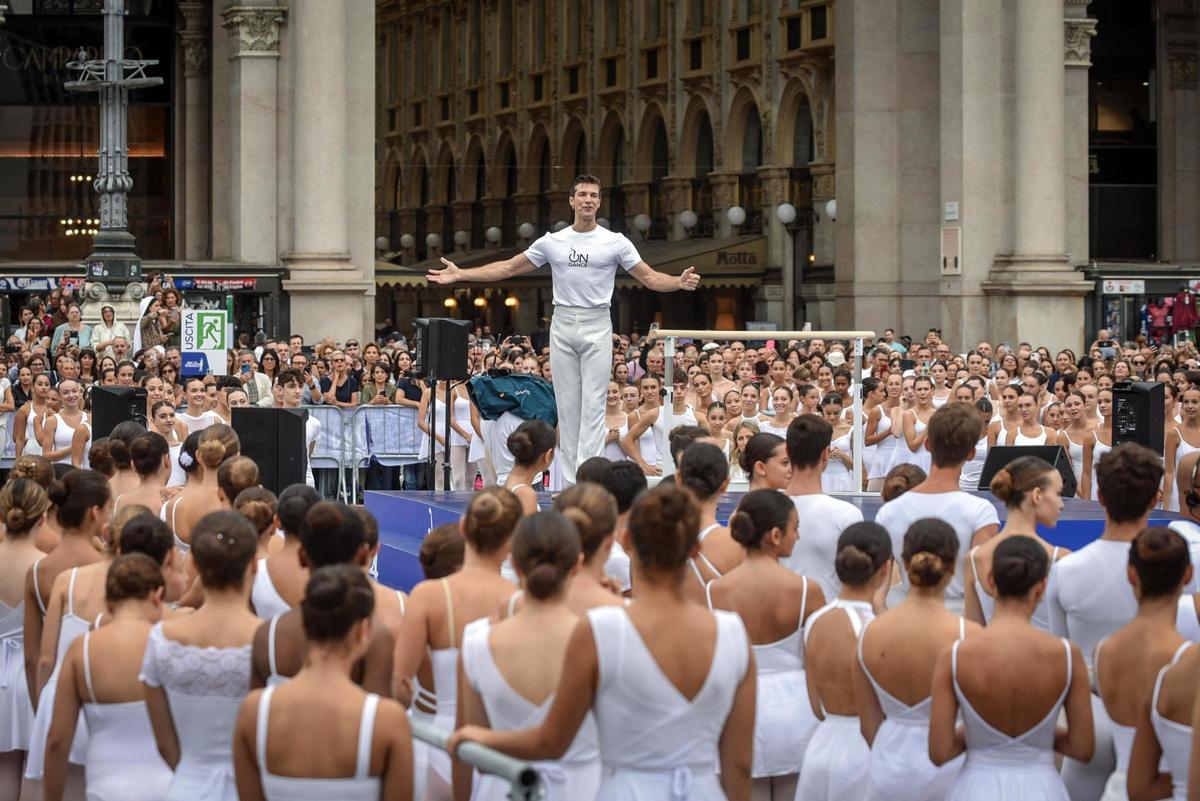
[567,248,589,268]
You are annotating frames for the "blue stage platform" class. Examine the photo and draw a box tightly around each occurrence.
[366,490,1184,592]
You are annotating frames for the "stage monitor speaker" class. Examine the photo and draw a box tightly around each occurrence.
[90,386,148,439]
[1113,381,1165,455]
[412,318,471,381]
[977,445,1078,499]
[232,407,309,494]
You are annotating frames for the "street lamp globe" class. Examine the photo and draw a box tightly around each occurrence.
[726,206,747,226]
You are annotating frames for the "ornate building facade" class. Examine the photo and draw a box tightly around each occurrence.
[379,0,1200,350]
[0,0,376,343]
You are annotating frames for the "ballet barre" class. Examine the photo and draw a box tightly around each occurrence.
[410,717,542,801]
[649,327,877,496]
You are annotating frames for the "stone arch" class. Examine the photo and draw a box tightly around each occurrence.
[679,96,718,178]
[408,146,430,208]
[596,109,627,187]
[634,101,670,182]
[463,136,487,201]
[775,78,820,166]
[491,130,518,198]
[723,86,768,173]
[560,117,588,183]
[431,140,458,205]
[524,124,553,193]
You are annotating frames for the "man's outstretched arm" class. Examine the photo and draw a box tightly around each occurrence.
[628,263,701,293]
[426,253,538,285]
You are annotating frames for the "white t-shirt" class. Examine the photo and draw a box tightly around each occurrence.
[1168,519,1200,595]
[782,493,865,599]
[305,415,322,487]
[166,443,186,487]
[876,489,999,605]
[177,409,223,435]
[488,411,527,487]
[524,225,642,308]
[1046,539,1136,670]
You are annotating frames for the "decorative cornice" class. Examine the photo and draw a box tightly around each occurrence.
[222,5,287,60]
[1064,17,1097,67]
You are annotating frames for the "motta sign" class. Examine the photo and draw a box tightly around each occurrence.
[716,251,758,266]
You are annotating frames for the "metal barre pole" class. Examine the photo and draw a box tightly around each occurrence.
[409,717,542,801]
[649,329,877,341]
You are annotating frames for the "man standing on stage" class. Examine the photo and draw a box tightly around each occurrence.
[428,174,700,483]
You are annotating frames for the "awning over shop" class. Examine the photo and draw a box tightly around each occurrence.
[376,234,767,289]
[375,248,524,287]
[616,234,767,289]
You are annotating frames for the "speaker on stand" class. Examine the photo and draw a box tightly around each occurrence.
[978,445,1079,498]
[412,318,472,490]
[1112,381,1165,455]
[90,386,148,439]
[232,407,309,494]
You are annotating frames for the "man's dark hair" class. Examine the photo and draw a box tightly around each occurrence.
[786,415,832,469]
[927,403,983,468]
[570,174,602,195]
[575,456,611,485]
[598,460,648,514]
[1097,443,1164,523]
[277,367,304,388]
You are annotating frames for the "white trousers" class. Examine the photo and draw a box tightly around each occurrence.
[549,305,613,485]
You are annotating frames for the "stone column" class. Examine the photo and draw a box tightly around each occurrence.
[178,1,210,260]
[659,176,692,241]
[1064,2,1096,269]
[809,160,835,267]
[1159,9,1200,261]
[451,201,473,252]
[984,0,1090,351]
[512,193,540,236]
[222,5,285,265]
[480,196,504,247]
[758,166,794,328]
[708,172,740,238]
[619,182,651,241]
[290,0,347,262]
[281,0,376,344]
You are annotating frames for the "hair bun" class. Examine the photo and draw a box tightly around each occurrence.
[47,479,69,507]
[989,467,1015,502]
[908,551,946,587]
[728,510,757,547]
[5,508,28,531]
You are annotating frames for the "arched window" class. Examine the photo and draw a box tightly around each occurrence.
[794,97,814,165]
[742,109,763,173]
[696,114,714,176]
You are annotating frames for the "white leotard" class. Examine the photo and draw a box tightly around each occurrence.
[256,685,382,801]
[79,631,172,801]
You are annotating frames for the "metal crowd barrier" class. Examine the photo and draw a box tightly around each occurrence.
[300,405,422,501]
[1,411,15,469]
[409,717,542,801]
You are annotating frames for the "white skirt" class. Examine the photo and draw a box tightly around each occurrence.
[0,637,34,752]
[946,759,1069,801]
[25,668,88,778]
[797,714,870,801]
[754,669,818,778]
[864,719,962,801]
[821,469,856,494]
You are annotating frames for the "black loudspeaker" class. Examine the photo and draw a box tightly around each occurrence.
[978,445,1078,499]
[232,407,309,494]
[90,386,148,438]
[412,318,471,381]
[1113,381,1165,455]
